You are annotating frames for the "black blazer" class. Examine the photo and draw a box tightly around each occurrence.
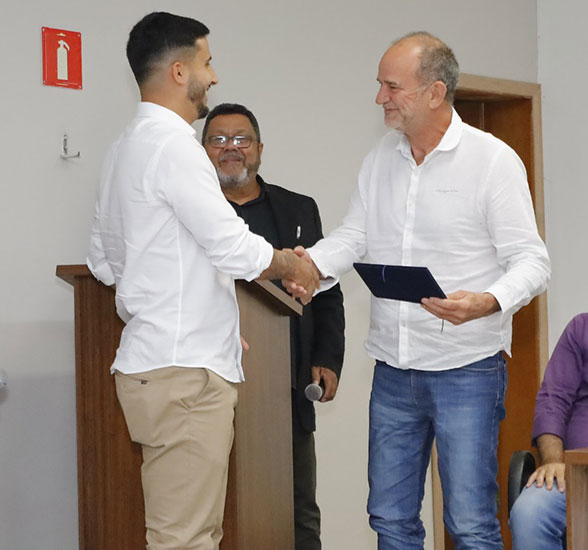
[262,177,345,433]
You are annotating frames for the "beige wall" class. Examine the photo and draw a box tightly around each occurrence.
[538,0,588,352]
[0,1,538,548]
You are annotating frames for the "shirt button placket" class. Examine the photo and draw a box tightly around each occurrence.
[398,165,420,369]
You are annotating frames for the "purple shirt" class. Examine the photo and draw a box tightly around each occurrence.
[532,313,588,450]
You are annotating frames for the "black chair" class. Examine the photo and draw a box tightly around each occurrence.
[507,450,536,515]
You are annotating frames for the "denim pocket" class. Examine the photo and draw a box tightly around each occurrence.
[460,352,506,373]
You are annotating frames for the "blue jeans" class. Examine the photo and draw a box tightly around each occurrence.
[509,483,567,550]
[368,353,507,550]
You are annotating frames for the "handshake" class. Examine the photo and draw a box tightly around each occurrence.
[261,246,320,305]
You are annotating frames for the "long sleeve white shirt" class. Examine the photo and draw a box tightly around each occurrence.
[87,102,274,381]
[309,110,550,371]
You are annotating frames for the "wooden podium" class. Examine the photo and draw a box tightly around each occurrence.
[565,447,588,550]
[56,264,301,550]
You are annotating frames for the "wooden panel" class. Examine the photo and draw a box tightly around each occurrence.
[453,100,484,129]
[565,448,588,550]
[222,282,294,549]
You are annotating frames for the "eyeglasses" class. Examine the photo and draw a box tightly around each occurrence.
[205,135,255,148]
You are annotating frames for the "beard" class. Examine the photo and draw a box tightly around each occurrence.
[187,76,209,119]
[384,108,408,132]
[216,151,261,189]
[218,167,249,189]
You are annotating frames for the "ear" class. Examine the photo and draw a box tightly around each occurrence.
[258,142,264,159]
[170,60,188,86]
[429,81,447,109]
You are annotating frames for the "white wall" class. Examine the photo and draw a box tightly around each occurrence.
[537,0,588,351]
[0,2,538,548]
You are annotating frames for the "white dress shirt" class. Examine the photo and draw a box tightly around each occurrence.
[309,110,550,371]
[87,102,274,381]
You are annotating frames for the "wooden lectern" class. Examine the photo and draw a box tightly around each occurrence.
[56,264,301,550]
[565,447,588,550]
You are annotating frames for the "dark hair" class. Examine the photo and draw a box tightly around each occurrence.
[396,31,459,105]
[202,103,261,144]
[126,12,209,86]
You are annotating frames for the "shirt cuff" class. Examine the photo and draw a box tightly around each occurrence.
[531,416,567,446]
[484,282,515,317]
[244,240,274,282]
[87,257,115,286]
[307,248,339,293]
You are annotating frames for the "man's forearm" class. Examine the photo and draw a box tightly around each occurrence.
[259,249,297,281]
[537,433,565,464]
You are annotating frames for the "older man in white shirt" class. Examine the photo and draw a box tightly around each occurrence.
[300,32,550,550]
[87,12,317,550]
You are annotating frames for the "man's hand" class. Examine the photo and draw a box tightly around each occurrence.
[421,290,500,325]
[260,249,319,304]
[281,249,320,305]
[282,253,319,305]
[526,462,566,492]
[240,335,250,351]
[311,366,339,403]
[282,245,324,303]
[527,434,566,492]
[293,245,313,265]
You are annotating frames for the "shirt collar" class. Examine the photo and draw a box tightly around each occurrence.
[135,102,197,137]
[256,175,268,198]
[228,175,268,208]
[435,108,463,152]
[395,107,463,160]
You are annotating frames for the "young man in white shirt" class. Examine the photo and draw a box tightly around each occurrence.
[87,12,317,550]
[299,32,550,550]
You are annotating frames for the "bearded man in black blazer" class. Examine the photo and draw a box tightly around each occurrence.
[203,103,345,550]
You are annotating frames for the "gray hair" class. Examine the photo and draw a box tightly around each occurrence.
[395,31,459,105]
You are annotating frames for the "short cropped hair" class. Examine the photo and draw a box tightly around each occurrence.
[201,103,262,144]
[396,31,459,104]
[126,12,210,86]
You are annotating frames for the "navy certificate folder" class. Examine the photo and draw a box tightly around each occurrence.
[353,263,446,303]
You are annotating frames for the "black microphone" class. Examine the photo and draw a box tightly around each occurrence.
[304,382,323,402]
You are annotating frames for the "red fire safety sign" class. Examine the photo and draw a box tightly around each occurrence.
[42,27,82,89]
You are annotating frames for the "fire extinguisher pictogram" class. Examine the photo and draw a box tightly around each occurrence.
[57,40,70,81]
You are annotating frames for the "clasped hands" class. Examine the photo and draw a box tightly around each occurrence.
[281,246,320,305]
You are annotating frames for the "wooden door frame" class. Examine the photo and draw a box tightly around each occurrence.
[431,74,549,550]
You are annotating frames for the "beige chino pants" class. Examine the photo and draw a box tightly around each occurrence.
[115,366,238,550]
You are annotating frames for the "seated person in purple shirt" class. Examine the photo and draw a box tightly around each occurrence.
[510,313,588,550]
